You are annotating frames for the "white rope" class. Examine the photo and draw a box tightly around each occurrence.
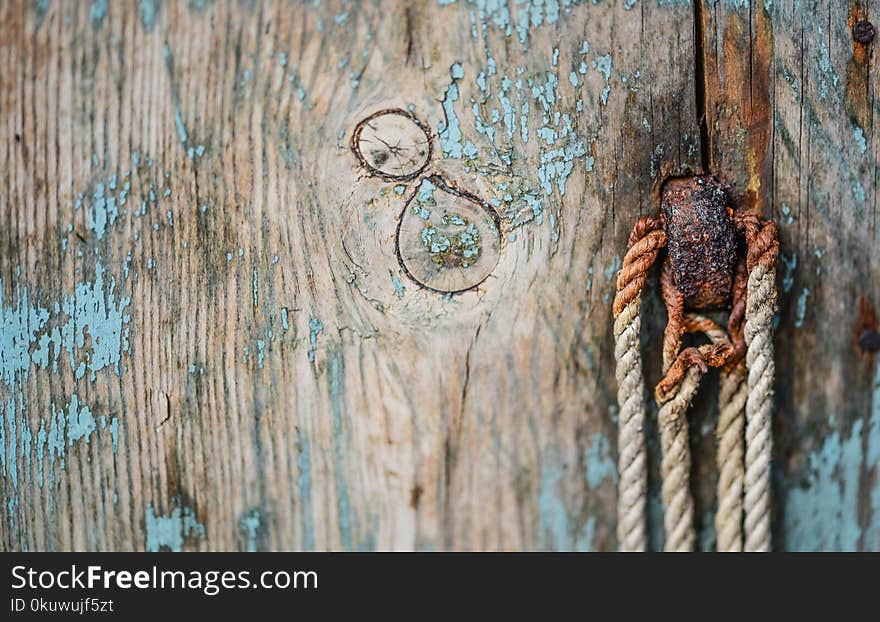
[613,222,665,552]
[613,215,776,553]
[716,367,746,552]
[743,261,776,552]
[686,315,745,552]
[614,299,648,552]
[657,366,700,552]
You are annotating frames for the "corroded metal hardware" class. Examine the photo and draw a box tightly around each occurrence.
[661,176,738,311]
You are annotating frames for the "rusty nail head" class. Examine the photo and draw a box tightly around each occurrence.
[854,20,876,44]
[859,328,880,353]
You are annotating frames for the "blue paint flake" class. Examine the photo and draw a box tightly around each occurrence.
[438,63,476,160]
[89,0,108,24]
[390,274,406,298]
[794,288,810,328]
[585,433,615,490]
[109,416,119,453]
[592,53,612,80]
[145,504,206,552]
[307,318,323,363]
[329,355,353,550]
[2,261,131,389]
[240,510,262,552]
[296,427,314,549]
[173,107,188,145]
[139,0,159,32]
[252,269,259,308]
[60,394,96,446]
[2,398,17,489]
[867,361,880,546]
[87,183,118,239]
[256,340,266,369]
[853,126,868,154]
[784,420,867,551]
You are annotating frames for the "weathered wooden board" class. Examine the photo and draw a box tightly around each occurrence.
[0,0,878,551]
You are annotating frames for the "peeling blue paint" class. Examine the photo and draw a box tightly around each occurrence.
[585,433,615,490]
[173,108,188,145]
[794,287,810,328]
[256,340,266,369]
[2,398,17,489]
[814,24,839,101]
[329,355,352,550]
[2,261,131,389]
[592,54,612,81]
[145,504,206,552]
[252,268,259,308]
[4,391,119,496]
[390,274,406,299]
[867,361,880,548]
[86,182,119,240]
[61,394,96,447]
[853,126,868,155]
[109,416,119,454]
[852,180,866,203]
[539,457,596,551]
[780,252,797,293]
[539,462,569,549]
[307,318,323,363]
[438,63,476,159]
[784,421,865,551]
[240,509,262,552]
[89,0,108,25]
[296,426,314,549]
[139,0,159,32]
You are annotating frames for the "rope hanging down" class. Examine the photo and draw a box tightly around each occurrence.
[612,177,778,552]
[612,218,665,552]
[741,217,780,552]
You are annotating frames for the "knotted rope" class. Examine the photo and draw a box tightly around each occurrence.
[684,314,745,552]
[612,218,666,552]
[613,213,778,553]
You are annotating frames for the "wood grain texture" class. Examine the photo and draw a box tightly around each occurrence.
[0,0,878,552]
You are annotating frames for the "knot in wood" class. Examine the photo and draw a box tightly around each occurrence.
[351,109,433,181]
[396,175,501,294]
[661,176,737,311]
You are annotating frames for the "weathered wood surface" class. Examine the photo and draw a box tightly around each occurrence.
[0,0,878,551]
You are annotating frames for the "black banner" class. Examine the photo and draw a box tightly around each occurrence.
[0,553,869,618]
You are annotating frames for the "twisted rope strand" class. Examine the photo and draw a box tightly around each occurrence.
[657,366,700,552]
[613,219,665,552]
[741,218,779,552]
[684,315,746,552]
[716,367,746,552]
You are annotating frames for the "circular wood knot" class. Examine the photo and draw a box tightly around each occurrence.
[396,175,501,294]
[351,109,433,181]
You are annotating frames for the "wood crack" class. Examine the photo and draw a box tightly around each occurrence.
[693,0,711,173]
